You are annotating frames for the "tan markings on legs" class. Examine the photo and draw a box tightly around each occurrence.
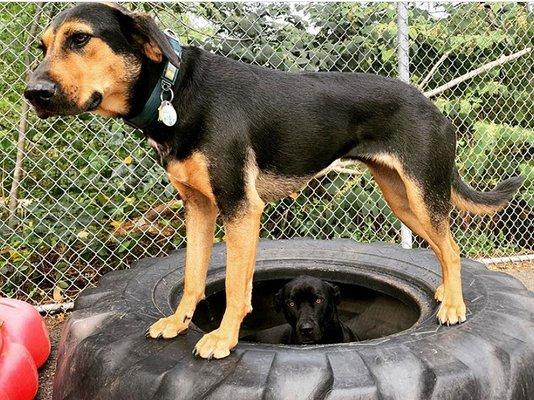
[194,159,265,359]
[166,152,216,203]
[148,185,218,339]
[367,153,465,325]
[402,176,465,325]
[367,162,446,302]
[149,152,218,339]
[435,234,462,303]
[367,162,438,247]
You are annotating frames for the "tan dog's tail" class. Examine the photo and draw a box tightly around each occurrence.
[451,167,523,215]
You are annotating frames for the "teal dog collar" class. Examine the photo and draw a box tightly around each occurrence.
[125,30,182,130]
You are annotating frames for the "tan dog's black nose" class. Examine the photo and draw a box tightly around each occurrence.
[24,80,57,103]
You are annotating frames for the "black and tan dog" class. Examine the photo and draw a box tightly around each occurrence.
[25,3,523,359]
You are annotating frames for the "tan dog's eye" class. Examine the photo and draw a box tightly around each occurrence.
[315,298,323,304]
[70,33,91,49]
[287,301,295,307]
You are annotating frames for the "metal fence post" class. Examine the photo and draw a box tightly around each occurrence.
[397,1,413,249]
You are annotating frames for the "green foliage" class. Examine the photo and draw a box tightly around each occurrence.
[0,2,532,302]
[457,121,533,203]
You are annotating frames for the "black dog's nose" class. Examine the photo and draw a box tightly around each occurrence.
[24,80,57,103]
[298,322,314,335]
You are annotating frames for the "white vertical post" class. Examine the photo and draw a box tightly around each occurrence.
[397,2,413,249]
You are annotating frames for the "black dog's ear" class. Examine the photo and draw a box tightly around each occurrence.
[113,5,181,67]
[326,282,341,305]
[274,289,284,313]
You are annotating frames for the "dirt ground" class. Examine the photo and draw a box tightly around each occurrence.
[36,264,533,400]
[36,313,65,400]
[488,261,534,291]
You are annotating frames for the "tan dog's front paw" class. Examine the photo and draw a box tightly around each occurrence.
[147,315,190,339]
[193,329,238,359]
[434,284,445,302]
[437,301,466,325]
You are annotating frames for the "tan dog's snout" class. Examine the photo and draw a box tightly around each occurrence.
[24,77,57,105]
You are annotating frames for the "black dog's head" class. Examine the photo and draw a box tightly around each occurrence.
[24,2,180,119]
[274,276,341,344]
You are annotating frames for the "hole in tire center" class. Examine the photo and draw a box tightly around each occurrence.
[187,268,422,344]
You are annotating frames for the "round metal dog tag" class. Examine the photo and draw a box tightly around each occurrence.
[158,101,177,127]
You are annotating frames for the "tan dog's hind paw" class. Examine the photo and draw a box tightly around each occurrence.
[434,284,445,302]
[437,301,466,325]
[193,329,237,359]
[147,315,190,339]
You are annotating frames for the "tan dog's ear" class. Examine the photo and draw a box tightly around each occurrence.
[111,4,181,67]
[129,13,181,67]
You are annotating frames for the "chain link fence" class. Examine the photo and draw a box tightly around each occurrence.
[1,2,532,308]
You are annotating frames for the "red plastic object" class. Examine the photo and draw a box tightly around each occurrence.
[0,298,51,400]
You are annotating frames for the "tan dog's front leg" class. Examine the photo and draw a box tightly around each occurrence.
[194,198,264,359]
[148,186,217,339]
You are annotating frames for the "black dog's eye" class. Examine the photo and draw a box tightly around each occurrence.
[315,298,323,304]
[287,301,295,307]
[70,33,91,49]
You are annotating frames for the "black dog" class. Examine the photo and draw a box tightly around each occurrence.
[274,276,356,344]
[25,3,523,359]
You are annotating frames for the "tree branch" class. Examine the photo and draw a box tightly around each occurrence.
[111,200,182,237]
[418,51,451,90]
[424,47,532,98]
[314,160,362,178]
[8,4,43,228]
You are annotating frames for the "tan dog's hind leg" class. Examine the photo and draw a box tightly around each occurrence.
[432,228,465,324]
[367,162,445,301]
[367,162,437,246]
[402,178,466,325]
[194,190,264,359]
[148,185,217,339]
[367,155,465,325]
